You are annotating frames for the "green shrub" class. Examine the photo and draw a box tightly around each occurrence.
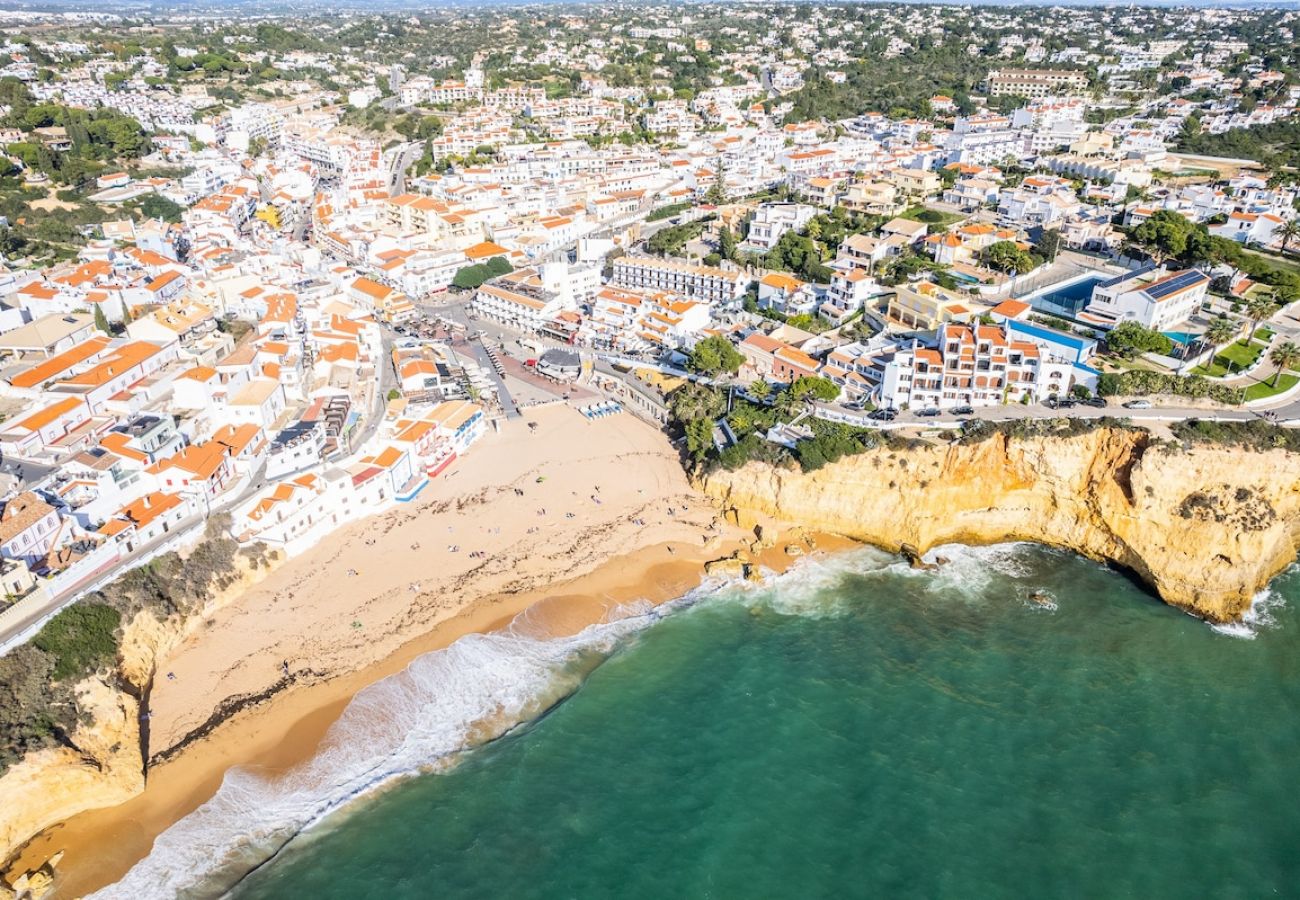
[1169,418,1300,453]
[716,433,792,471]
[0,645,75,771]
[958,415,1142,445]
[32,603,121,682]
[1105,321,1174,358]
[795,420,878,472]
[451,264,490,290]
[647,201,691,222]
[1096,370,1244,405]
[687,334,744,377]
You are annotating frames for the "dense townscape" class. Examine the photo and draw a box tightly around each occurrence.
[0,1,1294,895]
[0,1,1298,796]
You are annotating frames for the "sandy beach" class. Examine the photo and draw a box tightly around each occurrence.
[7,403,767,897]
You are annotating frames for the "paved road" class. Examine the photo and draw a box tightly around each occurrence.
[864,402,1261,428]
[0,456,56,488]
[388,141,423,195]
[349,327,396,453]
[0,511,208,652]
[0,459,270,652]
[469,339,520,417]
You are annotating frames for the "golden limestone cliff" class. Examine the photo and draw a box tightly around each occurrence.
[702,427,1300,622]
[0,609,183,870]
[1,556,278,878]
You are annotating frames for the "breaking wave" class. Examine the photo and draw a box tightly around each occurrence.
[94,552,871,899]
[94,541,1266,897]
[92,605,674,900]
[1211,584,1288,640]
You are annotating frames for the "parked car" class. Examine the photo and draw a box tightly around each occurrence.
[1083,397,1107,408]
[1045,396,1076,409]
[951,404,975,416]
[1123,399,1152,409]
[868,408,898,421]
[916,407,941,417]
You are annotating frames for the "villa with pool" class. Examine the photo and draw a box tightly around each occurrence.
[1076,265,1211,332]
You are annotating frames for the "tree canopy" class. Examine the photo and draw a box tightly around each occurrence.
[983,240,1036,274]
[1105,321,1174,358]
[1130,210,1198,263]
[687,334,744,378]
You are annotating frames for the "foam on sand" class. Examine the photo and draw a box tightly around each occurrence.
[92,608,664,900]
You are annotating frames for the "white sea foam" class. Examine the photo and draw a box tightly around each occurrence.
[86,541,1106,897]
[92,549,893,898]
[1211,584,1287,639]
[1022,589,1058,613]
[91,607,670,900]
[730,546,894,618]
[878,542,1038,600]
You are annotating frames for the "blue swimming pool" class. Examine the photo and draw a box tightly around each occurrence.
[1025,275,1105,320]
[1163,331,1197,346]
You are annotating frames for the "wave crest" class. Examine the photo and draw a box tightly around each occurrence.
[93,613,660,900]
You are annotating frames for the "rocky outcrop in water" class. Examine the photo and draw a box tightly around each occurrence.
[702,427,1300,623]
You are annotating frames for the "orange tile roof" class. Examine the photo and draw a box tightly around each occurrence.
[151,441,228,480]
[760,272,805,292]
[10,335,113,389]
[99,491,183,536]
[774,346,819,371]
[98,431,150,463]
[372,446,404,468]
[212,423,263,456]
[351,277,392,301]
[146,270,184,293]
[60,342,164,389]
[11,396,84,433]
[464,240,511,260]
[180,365,218,382]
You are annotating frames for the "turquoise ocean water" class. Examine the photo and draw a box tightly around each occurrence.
[99,545,1300,899]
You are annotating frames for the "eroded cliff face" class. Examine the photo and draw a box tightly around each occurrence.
[0,675,144,863]
[0,608,183,876]
[0,557,278,878]
[702,427,1300,622]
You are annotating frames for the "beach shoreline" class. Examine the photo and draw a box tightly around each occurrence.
[2,404,837,898]
[24,542,745,898]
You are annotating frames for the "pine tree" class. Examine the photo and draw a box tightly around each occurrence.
[93,304,111,335]
[704,165,728,206]
[719,225,737,262]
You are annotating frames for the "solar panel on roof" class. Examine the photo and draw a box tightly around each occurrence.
[1145,270,1206,300]
[1098,264,1156,289]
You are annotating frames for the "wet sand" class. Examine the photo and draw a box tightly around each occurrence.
[25,545,735,898]
[8,403,796,896]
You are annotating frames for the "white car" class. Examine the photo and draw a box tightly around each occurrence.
[1122,399,1152,410]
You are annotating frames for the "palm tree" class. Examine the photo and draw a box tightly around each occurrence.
[1278,220,1300,255]
[1203,315,1238,350]
[1244,293,1276,343]
[1269,341,1300,387]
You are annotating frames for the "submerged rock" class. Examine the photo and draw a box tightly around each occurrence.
[900,543,939,572]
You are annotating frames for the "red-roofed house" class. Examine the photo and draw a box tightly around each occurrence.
[97,491,190,551]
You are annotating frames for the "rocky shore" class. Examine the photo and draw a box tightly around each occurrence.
[702,426,1300,623]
